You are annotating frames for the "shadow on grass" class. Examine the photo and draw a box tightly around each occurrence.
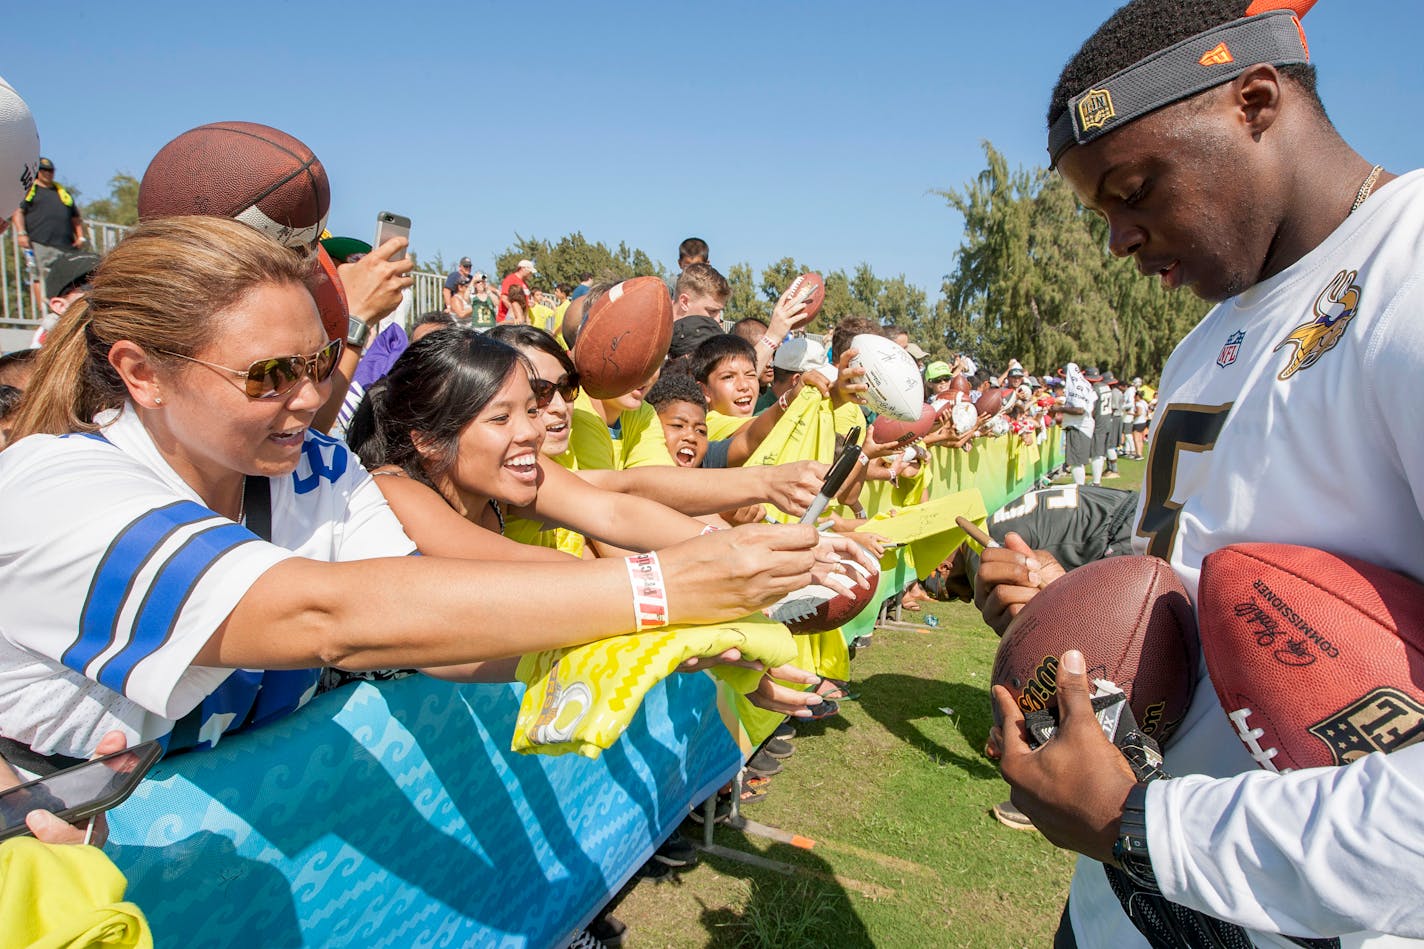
[853,672,999,779]
[694,843,873,948]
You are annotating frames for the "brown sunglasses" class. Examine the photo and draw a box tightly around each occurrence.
[159,338,344,399]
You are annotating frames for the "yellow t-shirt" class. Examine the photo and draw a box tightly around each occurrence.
[705,409,751,442]
[528,304,557,334]
[569,392,673,470]
[550,300,571,341]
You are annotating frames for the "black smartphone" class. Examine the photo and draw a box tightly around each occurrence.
[0,740,162,841]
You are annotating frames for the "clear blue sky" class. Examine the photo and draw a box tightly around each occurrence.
[8,1,1421,302]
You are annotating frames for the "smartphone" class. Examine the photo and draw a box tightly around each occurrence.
[0,740,162,841]
[374,211,411,260]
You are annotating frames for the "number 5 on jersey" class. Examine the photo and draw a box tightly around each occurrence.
[1137,403,1232,560]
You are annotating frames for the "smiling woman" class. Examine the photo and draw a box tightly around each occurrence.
[0,216,833,767]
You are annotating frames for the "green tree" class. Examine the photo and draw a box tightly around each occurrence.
[82,173,139,226]
[494,232,661,293]
[724,262,771,323]
[933,141,1207,379]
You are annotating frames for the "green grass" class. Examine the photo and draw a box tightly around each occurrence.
[613,454,1147,948]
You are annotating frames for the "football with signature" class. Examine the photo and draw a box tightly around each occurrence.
[992,555,1198,743]
[1197,543,1424,773]
[786,271,826,320]
[574,276,673,398]
[766,561,879,635]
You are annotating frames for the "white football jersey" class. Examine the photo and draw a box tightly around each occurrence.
[0,405,416,760]
[1070,170,1424,947]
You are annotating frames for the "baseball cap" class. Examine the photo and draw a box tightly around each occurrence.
[667,316,724,358]
[319,236,372,264]
[1083,366,1103,381]
[43,250,99,298]
[472,271,487,281]
[773,337,828,373]
[1103,371,1119,385]
[37,156,53,171]
[1007,367,1025,377]
[459,256,472,268]
[518,258,538,273]
[905,342,929,360]
[925,360,952,381]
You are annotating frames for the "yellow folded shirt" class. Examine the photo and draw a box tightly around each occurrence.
[0,837,152,949]
[514,614,797,759]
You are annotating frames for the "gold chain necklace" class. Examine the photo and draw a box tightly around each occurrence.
[1350,164,1384,215]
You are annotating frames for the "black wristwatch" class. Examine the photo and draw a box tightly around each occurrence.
[1112,781,1159,891]
[346,316,372,350]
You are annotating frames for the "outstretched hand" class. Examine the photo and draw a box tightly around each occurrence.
[990,649,1137,864]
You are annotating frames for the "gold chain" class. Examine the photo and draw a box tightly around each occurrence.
[1350,164,1384,215]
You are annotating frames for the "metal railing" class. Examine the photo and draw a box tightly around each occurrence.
[2,218,447,332]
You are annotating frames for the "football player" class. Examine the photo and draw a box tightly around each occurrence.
[979,1,1424,946]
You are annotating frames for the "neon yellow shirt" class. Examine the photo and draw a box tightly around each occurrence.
[569,391,673,470]
[705,409,751,442]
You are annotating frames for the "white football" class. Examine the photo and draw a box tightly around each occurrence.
[849,334,922,421]
[0,74,38,219]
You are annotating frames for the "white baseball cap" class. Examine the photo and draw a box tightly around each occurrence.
[773,337,829,372]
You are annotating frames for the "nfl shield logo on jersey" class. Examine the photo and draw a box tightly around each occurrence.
[1216,330,1245,368]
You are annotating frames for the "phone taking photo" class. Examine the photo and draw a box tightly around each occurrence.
[374,211,411,260]
[0,740,162,841]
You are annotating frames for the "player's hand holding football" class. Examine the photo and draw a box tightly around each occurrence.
[658,523,819,623]
[337,236,415,324]
[990,649,1138,865]
[973,531,1065,636]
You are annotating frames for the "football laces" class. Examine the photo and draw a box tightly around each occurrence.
[1227,707,1290,773]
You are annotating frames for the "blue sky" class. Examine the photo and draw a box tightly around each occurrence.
[8,1,1421,301]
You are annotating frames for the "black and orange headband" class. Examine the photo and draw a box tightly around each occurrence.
[1048,5,1313,167]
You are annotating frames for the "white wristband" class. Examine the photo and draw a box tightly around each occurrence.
[625,552,668,631]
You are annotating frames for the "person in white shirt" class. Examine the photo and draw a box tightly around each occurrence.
[978,1,1424,946]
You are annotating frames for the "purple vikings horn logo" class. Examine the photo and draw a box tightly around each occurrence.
[1273,268,1361,380]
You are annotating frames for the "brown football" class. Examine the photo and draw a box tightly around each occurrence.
[138,121,329,249]
[574,276,673,398]
[992,555,1198,743]
[786,272,826,321]
[1198,543,1424,772]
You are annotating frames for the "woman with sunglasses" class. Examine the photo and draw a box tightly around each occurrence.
[348,329,723,557]
[0,216,830,765]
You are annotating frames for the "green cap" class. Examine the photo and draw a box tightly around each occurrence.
[925,361,952,381]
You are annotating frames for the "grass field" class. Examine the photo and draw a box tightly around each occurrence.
[615,456,1146,948]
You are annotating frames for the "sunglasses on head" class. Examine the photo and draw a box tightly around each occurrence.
[529,371,580,408]
[159,338,344,399]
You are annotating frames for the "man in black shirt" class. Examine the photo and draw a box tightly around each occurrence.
[10,157,85,311]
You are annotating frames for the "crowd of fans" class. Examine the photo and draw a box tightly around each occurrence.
[2,166,1139,941]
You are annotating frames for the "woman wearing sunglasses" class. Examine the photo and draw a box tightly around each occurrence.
[0,216,830,764]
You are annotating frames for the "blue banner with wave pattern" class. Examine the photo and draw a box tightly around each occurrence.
[105,673,740,948]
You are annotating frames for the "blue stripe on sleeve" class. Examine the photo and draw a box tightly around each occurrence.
[96,521,260,695]
[63,500,215,675]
